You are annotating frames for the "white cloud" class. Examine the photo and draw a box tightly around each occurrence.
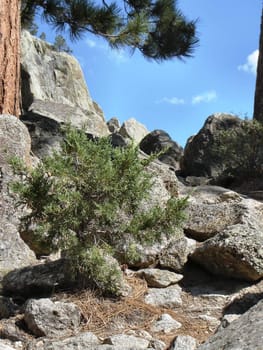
[192,90,217,104]
[85,38,96,48]
[85,37,128,63]
[157,96,185,105]
[107,48,128,63]
[238,50,259,75]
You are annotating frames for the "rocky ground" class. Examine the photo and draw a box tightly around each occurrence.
[1,263,263,349]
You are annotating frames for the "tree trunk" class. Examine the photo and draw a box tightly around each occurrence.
[253,7,263,122]
[0,0,21,117]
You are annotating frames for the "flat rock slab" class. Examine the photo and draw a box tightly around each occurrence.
[24,298,81,337]
[145,285,182,308]
[136,268,183,288]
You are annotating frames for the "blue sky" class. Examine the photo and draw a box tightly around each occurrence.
[36,0,262,147]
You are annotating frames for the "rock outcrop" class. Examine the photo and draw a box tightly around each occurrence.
[119,118,149,145]
[140,130,183,170]
[181,113,242,178]
[21,30,109,157]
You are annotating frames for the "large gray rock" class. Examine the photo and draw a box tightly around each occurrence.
[181,183,245,241]
[0,115,31,221]
[21,30,109,157]
[197,299,263,350]
[181,113,242,178]
[0,115,37,280]
[181,183,263,280]
[2,259,69,297]
[140,130,183,170]
[180,185,242,205]
[119,118,149,145]
[114,158,182,269]
[0,222,36,281]
[24,298,81,337]
[191,222,263,281]
[184,202,244,241]
[2,254,128,298]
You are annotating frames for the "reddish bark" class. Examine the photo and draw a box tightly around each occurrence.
[254,8,263,123]
[0,0,21,117]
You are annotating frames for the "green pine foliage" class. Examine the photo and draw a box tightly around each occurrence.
[53,35,73,53]
[21,0,198,61]
[11,126,188,294]
[213,119,263,180]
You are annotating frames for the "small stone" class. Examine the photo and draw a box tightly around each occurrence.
[169,335,197,350]
[145,285,182,308]
[151,313,182,333]
[136,268,183,288]
[103,334,149,349]
[198,315,220,328]
[220,314,240,328]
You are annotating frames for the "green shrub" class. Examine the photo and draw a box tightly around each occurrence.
[213,119,263,180]
[12,126,187,295]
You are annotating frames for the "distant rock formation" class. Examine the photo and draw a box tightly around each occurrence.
[181,113,242,178]
[140,129,183,170]
[119,118,149,145]
[20,30,109,157]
